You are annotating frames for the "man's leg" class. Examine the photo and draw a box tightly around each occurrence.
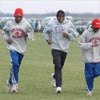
[8,50,23,92]
[52,50,62,87]
[85,63,94,92]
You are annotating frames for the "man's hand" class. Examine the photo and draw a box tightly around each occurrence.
[63,32,69,38]
[21,30,28,37]
[47,39,51,45]
[6,39,13,45]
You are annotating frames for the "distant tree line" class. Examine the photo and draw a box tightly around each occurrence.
[0,11,100,19]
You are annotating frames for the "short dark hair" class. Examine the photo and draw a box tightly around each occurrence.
[56,10,65,17]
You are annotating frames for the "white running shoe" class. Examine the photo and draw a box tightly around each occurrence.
[56,87,62,93]
[11,84,18,93]
[7,80,12,93]
[51,73,56,88]
[87,91,92,96]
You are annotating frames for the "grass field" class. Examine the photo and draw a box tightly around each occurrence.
[0,32,100,100]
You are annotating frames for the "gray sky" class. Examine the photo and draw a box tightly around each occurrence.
[0,0,100,14]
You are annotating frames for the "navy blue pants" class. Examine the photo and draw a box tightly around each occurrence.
[9,50,24,85]
[52,49,67,87]
[85,63,100,91]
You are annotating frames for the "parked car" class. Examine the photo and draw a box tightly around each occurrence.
[75,20,88,35]
[0,17,13,30]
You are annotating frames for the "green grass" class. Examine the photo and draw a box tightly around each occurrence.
[0,32,100,100]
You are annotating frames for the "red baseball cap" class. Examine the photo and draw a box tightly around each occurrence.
[14,8,23,17]
[92,18,100,28]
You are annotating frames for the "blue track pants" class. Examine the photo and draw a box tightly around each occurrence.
[8,50,24,85]
[85,63,100,91]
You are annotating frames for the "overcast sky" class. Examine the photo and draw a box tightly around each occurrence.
[0,0,100,14]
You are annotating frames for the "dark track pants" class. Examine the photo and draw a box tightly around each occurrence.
[52,49,67,87]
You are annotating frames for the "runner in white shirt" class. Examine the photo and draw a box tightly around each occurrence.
[43,10,78,93]
[78,18,100,96]
[2,8,34,93]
